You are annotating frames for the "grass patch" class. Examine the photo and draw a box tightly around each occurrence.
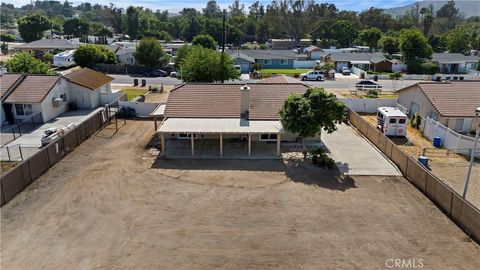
[121,88,149,100]
[260,69,310,75]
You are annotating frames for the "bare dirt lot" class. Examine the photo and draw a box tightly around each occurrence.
[362,114,480,209]
[1,119,479,269]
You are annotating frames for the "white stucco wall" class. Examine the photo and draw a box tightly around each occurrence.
[11,103,42,122]
[40,79,68,122]
[397,86,438,119]
[67,82,101,109]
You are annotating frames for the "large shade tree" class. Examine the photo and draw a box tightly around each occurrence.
[399,28,433,60]
[181,46,239,82]
[280,87,345,154]
[5,52,52,74]
[191,34,217,50]
[17,13,51,42]
[73,44,116,67]
[134,38,168,67]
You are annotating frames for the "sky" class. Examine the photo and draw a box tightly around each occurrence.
[4,0,418,12]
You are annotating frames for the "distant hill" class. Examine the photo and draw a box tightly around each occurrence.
[384,0,480,18]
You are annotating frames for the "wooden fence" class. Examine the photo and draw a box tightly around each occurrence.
[349,110,480,243]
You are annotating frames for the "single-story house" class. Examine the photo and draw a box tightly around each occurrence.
[303,46,329,61]
[116,47,136,65]
[431,53,479,74]
[14,39,77,56]
[326,52,389,72]
[1,68,113,124]
[157,80,319,158]
[228,51,255,73]
[396,81,480,133]
[228,50,299,69]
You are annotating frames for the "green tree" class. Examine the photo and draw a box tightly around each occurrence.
[436,0,459,19]
[63,18,90,37]
[0,34,16,42]
[378,36,399,56]
[329,20,357,48]
[17,13,51,42]
[280,87,345,154]
[356,28,382,50]
[446,28,470,54]
[181,46,238,82]
[191,34,217,50]
[134,38,168,67]
[359,8,392,32]
[399,28,433,60]
[126,6,140,39]
[73,44,116,67]
[5,52,52,74]
[174,44,192,67]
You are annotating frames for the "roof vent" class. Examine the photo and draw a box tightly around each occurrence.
[240,84,250,91]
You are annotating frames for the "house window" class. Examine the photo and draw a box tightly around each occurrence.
[428,111,438,121]
[410,102,419,114]
[60,94,67,102]
[454,119,464,131]
[15,104,33,116]
[263,59,272,65]
[279,59,288,65]
[260,133,278,141]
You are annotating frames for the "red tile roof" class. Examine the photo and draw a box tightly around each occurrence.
[164,83,307,120]
[0,74,23,100]
[4,75,60,103]
[401,81,480,118]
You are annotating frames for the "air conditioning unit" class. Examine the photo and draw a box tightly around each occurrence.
[52,98,64,107]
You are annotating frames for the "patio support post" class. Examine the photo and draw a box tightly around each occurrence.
[248,133,251,157]
[276,133,281,156]
[154,116,157,131]
[160,133,165,157]
[191,134,195,157]
[219,134,223,157]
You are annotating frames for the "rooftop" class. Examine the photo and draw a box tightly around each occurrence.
[329,52,385,62]
[0,73,23,100]
[15,39,77,49]
[158,118,283,134]
[164,83,307,120]
[4,75,60,103]
[229,49,299,60]
[431,53,480,63]
[398,81,480,118]
[64,68,114,90]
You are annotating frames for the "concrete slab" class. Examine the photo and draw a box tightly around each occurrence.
[322,124,401,176]
[1,109,102,161]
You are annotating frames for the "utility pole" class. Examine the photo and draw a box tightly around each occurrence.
[221,9,226,83]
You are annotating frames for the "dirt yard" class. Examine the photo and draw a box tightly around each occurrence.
[362,114,480,209]
[1,119,479,269]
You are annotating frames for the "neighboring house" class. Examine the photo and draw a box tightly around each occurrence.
[396,81,480,133]
[303,46,329,61]
[228,51,255,73]
[0,73,24,125]
[326,52,389,72]
[116,47,136,65]
[228,50,299,69]
[1,68,113,124]
[162,43,188,56]
[431,53,480,74]
[14,39,77,56]
[157,81,318,158]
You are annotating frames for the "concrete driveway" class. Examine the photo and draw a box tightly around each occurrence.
[322,123,401,176]
[1,109,102,160]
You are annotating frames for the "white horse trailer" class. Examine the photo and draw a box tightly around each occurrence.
[53,50,76,67]
[377,107,407,137]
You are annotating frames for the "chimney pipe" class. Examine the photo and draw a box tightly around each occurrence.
[240,84,250,118]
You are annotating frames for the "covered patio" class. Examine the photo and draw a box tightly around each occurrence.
[157,118,284,159]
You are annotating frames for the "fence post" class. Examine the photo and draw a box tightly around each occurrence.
[6,146,11,161]
[19,146,23,161]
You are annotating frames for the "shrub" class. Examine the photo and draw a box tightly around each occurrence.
[407,60,438,75]
[0,34,16,42]
[309,147,336,169]
[365,89,379,98]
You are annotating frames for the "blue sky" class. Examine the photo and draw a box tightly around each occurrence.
[6,0,418,12]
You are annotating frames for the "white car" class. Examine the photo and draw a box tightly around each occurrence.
[299,70,324,81]
[341,67,351,75]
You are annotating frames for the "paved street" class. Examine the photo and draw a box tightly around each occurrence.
[110,73,421,92]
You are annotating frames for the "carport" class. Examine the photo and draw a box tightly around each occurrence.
[157,118,283,158]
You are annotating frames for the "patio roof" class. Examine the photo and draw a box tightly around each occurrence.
[350,60,371,64]
[158,118,284,134]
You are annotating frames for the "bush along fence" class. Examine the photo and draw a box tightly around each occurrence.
[0,107,116,207]
[348,110,480,243]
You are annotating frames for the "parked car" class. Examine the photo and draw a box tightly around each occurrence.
[299,70,324,81]
[341,67,351,75]
[143,69,168,77]
[355,80,382,90]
